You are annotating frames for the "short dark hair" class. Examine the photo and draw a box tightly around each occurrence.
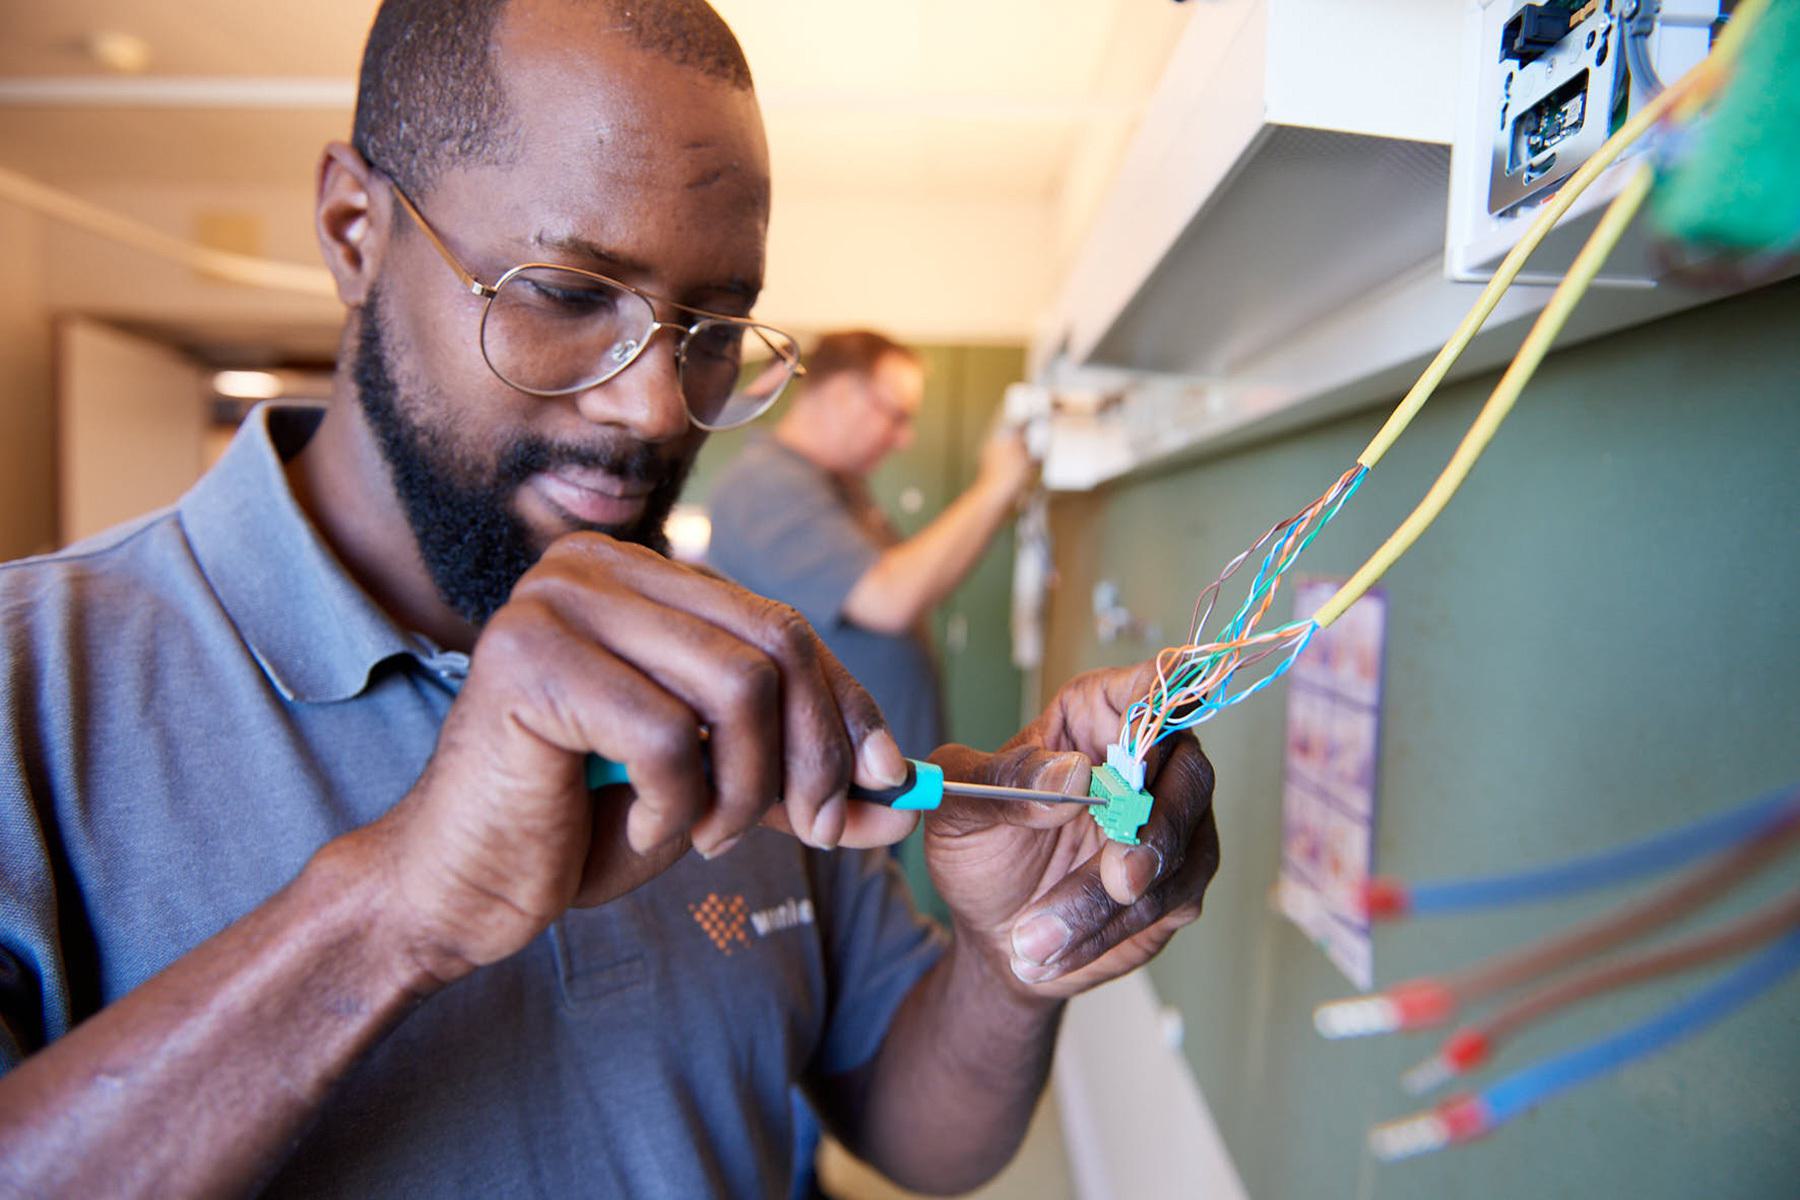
[352,0,754,199]
[804,330,920,386]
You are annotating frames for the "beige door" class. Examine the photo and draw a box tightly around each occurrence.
[57,318,206,545]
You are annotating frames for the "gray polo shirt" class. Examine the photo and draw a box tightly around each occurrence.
[706,439,944,759]
[0,405,943,1198]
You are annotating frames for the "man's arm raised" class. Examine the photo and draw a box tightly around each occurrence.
[840,427,1034,635]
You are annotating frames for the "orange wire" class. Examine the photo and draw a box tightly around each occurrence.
[1132,465,1362,757]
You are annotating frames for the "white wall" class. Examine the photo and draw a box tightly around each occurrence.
[763,193,1057,343]
[1056,972,1249,1200]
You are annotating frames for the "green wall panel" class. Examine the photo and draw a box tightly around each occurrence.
[936,345,1029,754]
[1040,278,1800,1198]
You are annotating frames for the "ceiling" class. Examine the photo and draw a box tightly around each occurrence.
[0,0,1192,356]
[0,0,1186,202]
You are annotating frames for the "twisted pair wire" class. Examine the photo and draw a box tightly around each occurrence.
[1117,0,1769,763]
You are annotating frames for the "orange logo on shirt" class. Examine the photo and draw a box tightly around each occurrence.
[689,892,751,955]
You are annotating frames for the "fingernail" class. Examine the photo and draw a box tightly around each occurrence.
[626,809,669,856]
[1042,752,1088,795]
[1123,844,1162,901]
[1011,958,1058,984]
[811,794,846,850]
[1011,912,1072,966]
[858,730,908,788]
[697,833,744,861]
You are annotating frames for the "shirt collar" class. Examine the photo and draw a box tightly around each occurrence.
[179,403,418,704]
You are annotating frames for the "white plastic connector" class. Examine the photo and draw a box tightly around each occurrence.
[1106,742,1144,791]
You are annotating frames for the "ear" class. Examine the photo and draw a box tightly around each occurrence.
[314,141,387,308]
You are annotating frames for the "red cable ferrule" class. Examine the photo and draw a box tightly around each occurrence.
[1439,1094,1496,1144]
[1363,876,1410,921]
[1389,979,1458,1029]
[1442,1029,1491,1073]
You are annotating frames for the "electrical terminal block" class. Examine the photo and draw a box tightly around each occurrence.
[1088,743,1153,845]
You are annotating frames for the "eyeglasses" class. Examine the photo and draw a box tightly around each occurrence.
[378,172,804,431]
[862,382,915,431]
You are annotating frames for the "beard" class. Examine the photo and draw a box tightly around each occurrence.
[353,284,693,626]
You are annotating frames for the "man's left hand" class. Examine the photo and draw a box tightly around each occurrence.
[926,665,1218,998]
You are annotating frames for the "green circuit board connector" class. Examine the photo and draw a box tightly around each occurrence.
[1088,762,1154,846]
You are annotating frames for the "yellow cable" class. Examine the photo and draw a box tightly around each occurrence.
[1355,0,1766,470]
[1130,0,1768,737]
[1670,0,1768,122]
[1312,0,1770,628]
[1313,165,1654,629]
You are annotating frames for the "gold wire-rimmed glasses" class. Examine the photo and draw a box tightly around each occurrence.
[377,170,804,431]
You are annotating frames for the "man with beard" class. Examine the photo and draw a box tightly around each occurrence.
[0,1,1219,1196]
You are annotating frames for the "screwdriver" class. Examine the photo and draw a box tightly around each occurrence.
[585,753,1102,810]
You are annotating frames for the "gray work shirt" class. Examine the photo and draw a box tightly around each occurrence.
[706,439,944,758]
[0,405,943,1198]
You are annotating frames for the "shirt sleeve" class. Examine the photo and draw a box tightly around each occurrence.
[0,666,72,1075]
[807,846,947,1080]
[706,447,882,629]
[0,798,69,1073]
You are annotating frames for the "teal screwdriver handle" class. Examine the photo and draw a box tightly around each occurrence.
[846,758,945,810]
[584,753,945,811]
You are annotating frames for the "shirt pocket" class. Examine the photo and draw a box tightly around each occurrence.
[550,904,649,1007]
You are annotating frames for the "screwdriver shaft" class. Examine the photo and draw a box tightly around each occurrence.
[941,780,1104,806]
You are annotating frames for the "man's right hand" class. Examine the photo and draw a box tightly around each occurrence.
[976,424,1035,503]
[361,532,918,986]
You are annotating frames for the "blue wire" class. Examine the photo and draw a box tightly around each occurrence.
[1216,534,1289,646]
[1404,788,1800,916]
[1203,621,1311,715]
[1128,464,1368,755]
[1212,621,1317,711]
[1153,621,1320,741]
[1290,465,1367,560]
[1480,926,1800,1126]
[1217,466,1365,648]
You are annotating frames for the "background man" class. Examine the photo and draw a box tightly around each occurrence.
[0,2,1217,1196]
[708,330,1034,758]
